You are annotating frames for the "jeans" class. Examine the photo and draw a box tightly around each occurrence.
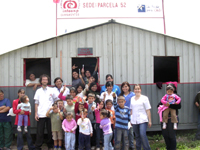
[161,118,178,150]
[18,114,28,126]
[35,118,53,150]
[104,133,113,150]
[17,126,35,150]
[65,132,75,150]
[0,122,12,148]
[96,123,103,148]
[129,127,135,148]
[79,133,90,150]
[196,111,200,139]
[91,123,96,146]
[114,128,129,150]
[132,122,151,150]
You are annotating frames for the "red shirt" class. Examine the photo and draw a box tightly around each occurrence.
[13,99,31,126]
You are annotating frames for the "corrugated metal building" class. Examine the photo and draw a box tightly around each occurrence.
[1,20,200,132]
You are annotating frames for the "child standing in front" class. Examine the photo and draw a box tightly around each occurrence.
[77,108,93,150]
[161,85,181,129]
[95,100,105,150]
[113,93,131,150]
[106,100,115,146]
[100,109,113,150]
[62,112,77,150]
[17,95,31,132]
[46,104,64,150]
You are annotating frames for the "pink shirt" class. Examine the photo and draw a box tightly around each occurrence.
[95,108,101,123]
[62,118,77,134]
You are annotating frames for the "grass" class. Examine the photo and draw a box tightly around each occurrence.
[148,130,200,150]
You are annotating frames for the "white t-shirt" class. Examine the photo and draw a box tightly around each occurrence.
[130,95,151,124]
[100,91,116,110]
[17,102,31,112]
[34,86,54,118]
[25,78,40,86]
[77,118,93,135]
[52,86,70,105]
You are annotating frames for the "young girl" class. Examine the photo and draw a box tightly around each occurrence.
[13,89,35,150]
[77,108,93,150]
[106,100,115,146]
[100,109,113,150]
[76,84,85,99]
[85,82,100,104]
[94,100,105,150]
[17,95,31,132]
[161,85,181,129]
[100,81,116,110]
[62,112,77,150]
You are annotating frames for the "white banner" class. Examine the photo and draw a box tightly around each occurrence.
[57,0,163,19]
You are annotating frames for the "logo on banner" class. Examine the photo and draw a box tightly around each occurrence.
[60,0,80,16]
[138,5,146,12]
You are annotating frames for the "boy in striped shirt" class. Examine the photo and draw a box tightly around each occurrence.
[113,93,130,150]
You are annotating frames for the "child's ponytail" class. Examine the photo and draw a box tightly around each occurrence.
[100,109,110,118]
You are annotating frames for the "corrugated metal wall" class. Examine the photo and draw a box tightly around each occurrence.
[0,22,200,86]
[1,83,199,132]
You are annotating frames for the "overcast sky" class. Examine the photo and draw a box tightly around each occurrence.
[0,0,199,55]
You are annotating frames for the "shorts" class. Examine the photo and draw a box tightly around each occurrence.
[52,131,63,140]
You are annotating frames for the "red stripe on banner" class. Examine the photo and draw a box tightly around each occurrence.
[56,2,58,36]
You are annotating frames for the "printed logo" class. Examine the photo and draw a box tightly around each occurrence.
[138,5,146,12]
[63,0,77,9]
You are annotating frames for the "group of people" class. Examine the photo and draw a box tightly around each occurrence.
[0,65,187,150]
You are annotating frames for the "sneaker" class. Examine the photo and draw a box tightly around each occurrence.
[53,148,57,150]
[91,146,96,150]
[96,148,100,150]
[17,126,22,132]
[162,122,167,129]
[24,126,28,133]
[58,148,62,150]
[174,123,177,130]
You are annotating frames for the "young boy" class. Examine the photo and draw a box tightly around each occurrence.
[57,100,67,117]
[113,93,130,150]
[106,99,115,146]
[65,95,75,119]
[87,93,96,149]
[46,104,64,150]
[77,108,93,150]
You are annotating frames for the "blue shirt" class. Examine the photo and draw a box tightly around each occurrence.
[113,97,130,130]
[124,92,135,108]
[0,98,11,122]
[100,84,121,96]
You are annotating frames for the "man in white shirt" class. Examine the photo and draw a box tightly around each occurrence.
[34,74,54,150]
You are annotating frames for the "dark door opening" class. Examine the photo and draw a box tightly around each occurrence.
[24,58,51,85]
[154,57,179,83]
[72,57,98,81]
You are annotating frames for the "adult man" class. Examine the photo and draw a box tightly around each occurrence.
[0,90,12,150]
[100,74,121,96]
[34,74,54,150]
[25,73,40,90]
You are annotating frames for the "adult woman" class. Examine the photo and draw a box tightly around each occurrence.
[130,84,151,150]
[25,73,40,90]
[72,71,85,88]
[157,83,181,150]
[52,77,69,105]
[0,90,12,150]
[12,89,35,150]
[120,82,135,150]
[100,81,116,110]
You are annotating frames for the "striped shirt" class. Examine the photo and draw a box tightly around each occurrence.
[113,97,130,130]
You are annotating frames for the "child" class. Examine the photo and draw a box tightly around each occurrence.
[17,95,31,132]
[106,100,115,146]
[161,85,181,129]
[59,87,83,104]
[95,100,105,150]
[65,95,75,119]
[46,104,64,150]
[77,108,93,150]
[87,93,97,149]
[57,100,67,117]
[100,109,113,150]
[76,84,85,98]
[62,112,77,150]
[113,93,130,150]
